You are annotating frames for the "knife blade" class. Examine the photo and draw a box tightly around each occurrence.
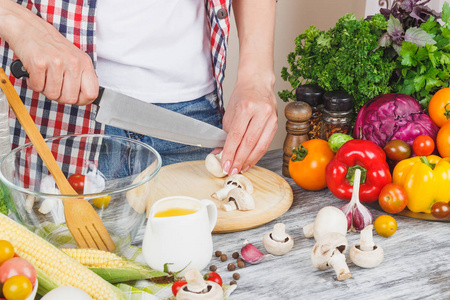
[10,60,227,148]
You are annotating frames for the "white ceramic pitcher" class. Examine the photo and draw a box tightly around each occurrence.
[142,196,217,275]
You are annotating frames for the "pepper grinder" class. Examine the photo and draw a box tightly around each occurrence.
[282,101,312,177]
[295,84,326,140]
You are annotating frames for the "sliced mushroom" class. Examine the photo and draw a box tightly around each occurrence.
[349,225,384,268]
[205,151,227,178]
[176,269,223,300]
[222,188,255,212]
[211,174,254,200]
[263,223,294,255]
[303,206,348,241]
[311,232,351,281]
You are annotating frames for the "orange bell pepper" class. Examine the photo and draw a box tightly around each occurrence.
[393,155,450,213]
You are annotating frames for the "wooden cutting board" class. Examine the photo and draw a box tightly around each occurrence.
[152,161,293,233]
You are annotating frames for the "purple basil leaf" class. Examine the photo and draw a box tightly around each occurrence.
[378,32,393,48]
[387,15,404,37]
[404,27,436,46]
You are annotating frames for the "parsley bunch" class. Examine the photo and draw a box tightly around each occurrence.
[279,14,397,111]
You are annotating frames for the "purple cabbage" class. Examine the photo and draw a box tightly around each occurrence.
[353,93,439,148]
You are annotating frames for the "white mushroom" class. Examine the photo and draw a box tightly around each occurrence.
[303,206,348,241]
[263,223,294,255]
[211,174,254,200]
[349,225,384,268]
[222,188,255,212]
[176,269,223,300]
[205,151,227,178]
[311,232,351,281]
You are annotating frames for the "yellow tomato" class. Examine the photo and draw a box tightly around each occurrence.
[2,275,32,300]
[92,195,111,209]
[374,215,397,237]
[0,240,15,264]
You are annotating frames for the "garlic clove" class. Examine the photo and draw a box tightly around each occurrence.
[240,240,268,264]
[339,169,373,232]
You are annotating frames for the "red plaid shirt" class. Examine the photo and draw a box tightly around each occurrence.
[0,0,231,151]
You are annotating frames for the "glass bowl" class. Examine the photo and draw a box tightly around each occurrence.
[0,134,161,253]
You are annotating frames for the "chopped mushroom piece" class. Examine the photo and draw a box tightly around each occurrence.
[176,268,223,300]
[212,174,254,200]
[222,188,255,212]
[311,232,351,281]
[349,225,384,268]
[263,223,294,255]
[205,151,227,178]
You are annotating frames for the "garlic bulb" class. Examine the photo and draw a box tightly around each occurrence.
[340,169,373,232]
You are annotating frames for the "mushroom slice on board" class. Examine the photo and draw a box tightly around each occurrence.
[212,174,254,200]
[311,232,351,281]
[222,188,255,212]
[205,151,227,178]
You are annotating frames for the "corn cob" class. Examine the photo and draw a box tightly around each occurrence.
[61,248,167,283]
[0,213,127,300]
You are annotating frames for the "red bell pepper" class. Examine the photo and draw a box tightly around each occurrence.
[325,139,392,203]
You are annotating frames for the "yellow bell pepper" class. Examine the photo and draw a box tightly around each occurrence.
[393,155,450,213]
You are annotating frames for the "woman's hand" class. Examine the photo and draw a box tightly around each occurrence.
[221,73,278,175]
[0,0,98,105]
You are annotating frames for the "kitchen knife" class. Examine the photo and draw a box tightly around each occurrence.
[10,60,227,148]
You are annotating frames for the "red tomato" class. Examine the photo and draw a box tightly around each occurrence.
[0,258,36,288]
[68,174,85,194]
[204,272,222,286]
[437,120,450,157]
[171,280,187,296]
[412,135,435,156]
[378,183,408,214]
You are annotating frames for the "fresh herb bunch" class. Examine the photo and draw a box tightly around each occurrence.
[393,2,450,108]
[380,0,441,29]
[279,14,397,111]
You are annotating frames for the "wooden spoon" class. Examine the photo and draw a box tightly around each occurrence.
[0,67,115,251]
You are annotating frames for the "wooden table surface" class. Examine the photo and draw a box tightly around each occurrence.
[208,149,450,300]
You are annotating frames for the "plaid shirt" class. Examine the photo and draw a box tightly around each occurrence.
[0,0,231,151]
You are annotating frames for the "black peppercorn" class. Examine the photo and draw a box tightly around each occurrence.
[220,254,228,262]
[232,252,239,259]
[233,273,240,280]
[215,250,222,257]
[230,280,237,285]
[209,265,217,272]
[237,261,245,268]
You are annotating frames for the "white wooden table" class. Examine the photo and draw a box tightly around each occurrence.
[210,149,450,300]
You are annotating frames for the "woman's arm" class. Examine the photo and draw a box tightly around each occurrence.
[0,0,98,105]
[221,0,278,175]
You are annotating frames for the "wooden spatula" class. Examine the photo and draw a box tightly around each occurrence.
[0,67,115,252]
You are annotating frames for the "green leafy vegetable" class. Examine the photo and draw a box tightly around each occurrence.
[279,14,397,111]
[0,182,9,215]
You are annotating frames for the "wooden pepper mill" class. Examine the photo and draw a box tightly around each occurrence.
[282,101,312,177]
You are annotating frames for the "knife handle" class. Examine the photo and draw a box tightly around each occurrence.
[10,60,29,78]
[10,60,104,105]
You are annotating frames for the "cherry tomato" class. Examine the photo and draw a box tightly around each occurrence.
[204,272,222,286]
[430,202,450,219]
[383,140,411,161]
[0,258,36,287]
[92,195,111,209]
[429,88,450,127]
[412,135,435,156]
[0,240,14,265]
[437,120,450,157]
[374,215,397,237]
[2,275,32,300]
[378,183,408,214]
[68,174,85,194]
[171,280,187,296]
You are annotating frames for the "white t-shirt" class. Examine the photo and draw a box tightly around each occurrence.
[96,0,215,103]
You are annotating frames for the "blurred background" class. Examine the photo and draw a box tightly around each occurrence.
[222,0,445,151]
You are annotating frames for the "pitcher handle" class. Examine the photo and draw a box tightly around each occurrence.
[201,199,217,232]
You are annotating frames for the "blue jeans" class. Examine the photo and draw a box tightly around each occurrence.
[104,92,222,167]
